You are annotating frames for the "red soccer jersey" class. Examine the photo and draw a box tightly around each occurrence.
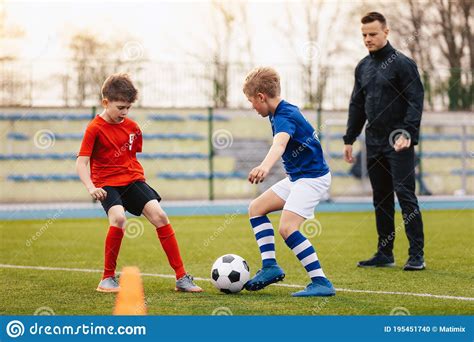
[78,115,145,188]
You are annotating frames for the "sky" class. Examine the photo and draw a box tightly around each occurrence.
[3,0,368,64]
[1,0,374,107]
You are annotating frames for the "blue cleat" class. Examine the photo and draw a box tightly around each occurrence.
[291,277,336,297]
[244,264,285,291]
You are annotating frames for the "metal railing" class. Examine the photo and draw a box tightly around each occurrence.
[324,118,474,196]
[1,60,471,111]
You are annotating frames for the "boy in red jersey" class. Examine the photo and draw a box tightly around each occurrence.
[76,73,202,293]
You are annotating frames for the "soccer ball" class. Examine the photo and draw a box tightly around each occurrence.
[211,254,250,294]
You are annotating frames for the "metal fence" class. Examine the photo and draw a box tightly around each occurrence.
[323,118,474,197]
[0,60,471,111]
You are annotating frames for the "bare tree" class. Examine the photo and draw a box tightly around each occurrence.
[360,0,472,111]
[434,0,472,110]
[210,1,234,108]
[0,0,27,106]
[187,0,253,108]
[279,0,345,110]
[388,0,436,109]
[67,32,146,107]
[69,33,104,106]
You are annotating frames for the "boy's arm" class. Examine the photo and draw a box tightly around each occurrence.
[248,132,290,184]
[76,156,107,201]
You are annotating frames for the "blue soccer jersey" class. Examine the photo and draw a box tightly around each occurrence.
[269,100,330,181]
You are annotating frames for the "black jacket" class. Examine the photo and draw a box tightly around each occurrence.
[343,42,424,146]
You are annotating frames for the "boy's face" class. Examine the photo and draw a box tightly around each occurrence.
[247,93,270,117]
[102,99,132,123]
[361,21,388,52]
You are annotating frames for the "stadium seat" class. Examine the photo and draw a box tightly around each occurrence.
[157,171,246,179]
[142,133,205,140]
[0,113,92,121]
[321,133,474,141]
[7,171,246,182]
[188,114,229,121]
[7,174,79,182]
[0,153,208,160]
[6,132,29,140]
[451,169,474,176]
[148,114,185,121]
[5,132,206,141]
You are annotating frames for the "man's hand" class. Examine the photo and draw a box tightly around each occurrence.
[394,135,411,152]
[343,144,354,163]
[248,165,270,184]
[88,187,107,201]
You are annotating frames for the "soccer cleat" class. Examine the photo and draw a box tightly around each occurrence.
[403,256,426,271]
[357,252,395,268]
[96,276,120,293]
[244,264,285,291]
[175,274,203,293]
[292,277,336,297]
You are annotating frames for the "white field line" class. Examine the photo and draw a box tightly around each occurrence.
[0,263,473,302]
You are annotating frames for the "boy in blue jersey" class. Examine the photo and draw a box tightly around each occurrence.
[242,67,335,297]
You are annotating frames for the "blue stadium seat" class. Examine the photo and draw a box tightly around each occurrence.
[7,174,79,182]
[7,171,246,182]
[5,132,206,141]
[53,133,84,140]
[188,114,229,121]
[321,133,474,141]
[7,132,29,140]
[142,133,205,140]
[419,134,474,141]
[148,114,185,121]
[139,153,208,159]
[451,169,474,176]
[329,171,352,177]
[0,113,92,121]
[327,152,470,159]
[328,152,344,159]
[157,171,246,179]
[320,133,344,140]
[419,152,466,158]
[0,153,76,160]
[0,153,208,160]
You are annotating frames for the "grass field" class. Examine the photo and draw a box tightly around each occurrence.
[0,209,473,315]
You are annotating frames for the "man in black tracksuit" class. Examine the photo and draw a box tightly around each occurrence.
[343,12,426,271]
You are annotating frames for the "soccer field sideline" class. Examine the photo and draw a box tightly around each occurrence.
[1,263,473,303]
[1,195,473,220]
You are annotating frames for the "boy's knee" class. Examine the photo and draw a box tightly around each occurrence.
[248,199,264,217]
[110,214,127,228]
[150,210,169,227]
[278,224,291,239]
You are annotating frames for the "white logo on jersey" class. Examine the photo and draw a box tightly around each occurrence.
[129,134,135,150]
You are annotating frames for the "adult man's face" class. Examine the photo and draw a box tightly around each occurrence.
[361,20,389,52]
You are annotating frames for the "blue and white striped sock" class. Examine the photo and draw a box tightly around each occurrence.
[250,215,277,267]
[285,230,326,281]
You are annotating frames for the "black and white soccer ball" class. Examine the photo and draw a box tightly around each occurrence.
[211,254,250,294]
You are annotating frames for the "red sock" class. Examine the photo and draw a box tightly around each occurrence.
[103,226,124,279]
[156,224,186,279]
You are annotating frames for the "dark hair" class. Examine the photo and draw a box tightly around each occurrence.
[361,12,387,27]
[101,73,138,103]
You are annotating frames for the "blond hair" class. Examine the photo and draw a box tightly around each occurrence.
[243,67,281,98]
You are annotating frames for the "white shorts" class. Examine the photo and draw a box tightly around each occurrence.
[270,173,331,219]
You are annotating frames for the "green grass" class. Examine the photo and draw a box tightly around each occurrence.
[0,210,473,315]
